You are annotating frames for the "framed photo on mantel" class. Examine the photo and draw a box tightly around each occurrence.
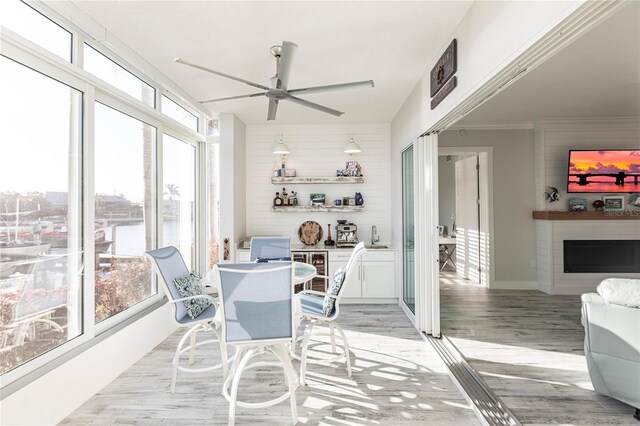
[602,195,625,212]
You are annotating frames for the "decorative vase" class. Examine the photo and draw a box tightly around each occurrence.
[355,192,364,206]
[324,224,335,246]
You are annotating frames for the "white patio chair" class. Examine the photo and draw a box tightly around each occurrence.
[297,242,367,386]
[249,236,291,262]
[145,246,229,394]
[214,262,298,426]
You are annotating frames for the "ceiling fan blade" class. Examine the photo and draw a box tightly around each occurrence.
[267,99,279,121]
[288,80,375,96]
[200,92,266,104]
[286,95,344,117]
[277,41,297,90]
[174,57,269,91]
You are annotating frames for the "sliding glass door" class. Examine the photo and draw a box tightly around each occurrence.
[402,145,415,313]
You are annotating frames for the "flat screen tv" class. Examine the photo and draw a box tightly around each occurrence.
[567,149,640,193]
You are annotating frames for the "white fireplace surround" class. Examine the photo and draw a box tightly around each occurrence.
[534,118,640,294]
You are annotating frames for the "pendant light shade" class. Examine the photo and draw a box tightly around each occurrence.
[343,137,362,154]
[272,137,290,155]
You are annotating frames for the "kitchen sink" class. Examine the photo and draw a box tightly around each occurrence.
[365,245,389,249]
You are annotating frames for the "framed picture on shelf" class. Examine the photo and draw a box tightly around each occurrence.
[568,198,587,212]
[602,195,625,212]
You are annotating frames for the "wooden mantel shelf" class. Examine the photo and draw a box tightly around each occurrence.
[533,211,640,220]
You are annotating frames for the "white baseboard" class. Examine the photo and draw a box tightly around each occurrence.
[0,304,177,426]
[491,281,539,290]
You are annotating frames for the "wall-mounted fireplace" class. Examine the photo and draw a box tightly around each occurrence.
[564,240,640,273]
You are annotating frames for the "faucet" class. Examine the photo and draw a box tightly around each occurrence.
[371,225,380,246]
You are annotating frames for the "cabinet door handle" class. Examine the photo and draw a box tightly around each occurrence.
[358,265,361,281]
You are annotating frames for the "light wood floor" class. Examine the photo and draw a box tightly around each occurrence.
[62,304,479,425]
[440,270,638,425]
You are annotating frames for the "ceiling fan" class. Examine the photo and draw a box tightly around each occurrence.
[174,41,375,121]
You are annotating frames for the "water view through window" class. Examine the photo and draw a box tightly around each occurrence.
[0,56,83,374]
[163,135,196,268]
[94,103,157,323]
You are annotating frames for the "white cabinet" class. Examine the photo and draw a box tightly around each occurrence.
[328,250,395,302]
[361,261,395,298]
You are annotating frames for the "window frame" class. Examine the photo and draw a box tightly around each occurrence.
[0,4,212,389]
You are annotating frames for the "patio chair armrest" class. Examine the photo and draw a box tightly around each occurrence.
[169,294,218,305]
[300,289,338,299]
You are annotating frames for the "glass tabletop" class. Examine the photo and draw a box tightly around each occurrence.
[294,261,317,284]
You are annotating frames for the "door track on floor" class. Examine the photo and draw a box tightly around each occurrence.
[427,334,521,426]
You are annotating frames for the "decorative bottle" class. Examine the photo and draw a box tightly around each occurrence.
[274,192,283,206]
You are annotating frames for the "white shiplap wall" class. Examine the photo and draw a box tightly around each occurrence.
[535,118,640,294]
[536,118,640,210]
[245,124,392,244]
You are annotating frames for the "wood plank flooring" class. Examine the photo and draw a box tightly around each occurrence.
[62,305,479,425]
[440,270,638,425]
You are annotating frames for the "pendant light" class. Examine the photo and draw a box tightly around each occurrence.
[343,137,362,154]
[272,136,290,155]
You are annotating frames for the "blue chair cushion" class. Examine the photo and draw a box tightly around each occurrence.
[323,267,345,316]
[173,272,212,320]
[300,293,332,317]
[176,303,217,325]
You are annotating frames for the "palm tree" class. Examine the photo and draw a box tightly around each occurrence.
[164,183,180,201]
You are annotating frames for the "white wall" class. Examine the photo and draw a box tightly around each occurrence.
[245,124,391,245]
[440,129,537,287]
[219,113,247,261]
[438,156,456,234]
[390,1,586,281]
[0,304,176,425]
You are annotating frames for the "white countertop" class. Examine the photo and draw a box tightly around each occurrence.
[236,243,394,251]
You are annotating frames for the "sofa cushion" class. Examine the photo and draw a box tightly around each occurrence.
[597,278,640,308]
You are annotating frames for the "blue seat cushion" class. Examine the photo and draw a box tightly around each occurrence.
[177,303,216,325]
[174,272,212,320]
[300,293,334,317]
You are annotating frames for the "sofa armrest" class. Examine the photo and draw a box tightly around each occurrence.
[582,292,640,363]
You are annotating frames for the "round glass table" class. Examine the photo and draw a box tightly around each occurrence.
[203,261,316,289]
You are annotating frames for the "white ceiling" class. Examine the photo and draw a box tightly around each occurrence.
[459,2,640,125]
[71,1,473,124]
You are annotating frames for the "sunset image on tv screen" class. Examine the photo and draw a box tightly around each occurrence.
[568,150,640,193]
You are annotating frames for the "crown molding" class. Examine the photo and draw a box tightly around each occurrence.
[448,121,535,131]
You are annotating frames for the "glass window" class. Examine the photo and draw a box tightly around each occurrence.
[163,135,196,268]
[0,56,82,374]
[207,144,220,268]
[402,146,415,313]
[84,45,155,108]
[0,1,72,61]
[94,102,156,323]
[161,95,198,132]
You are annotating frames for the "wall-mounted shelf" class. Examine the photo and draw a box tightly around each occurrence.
[271,176,364,184]
[532,211,640,220]
[273,205,365,213]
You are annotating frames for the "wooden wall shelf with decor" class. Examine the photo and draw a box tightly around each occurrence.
[273,205,365,213]
[271,176,364,184]
[532,211,640,220]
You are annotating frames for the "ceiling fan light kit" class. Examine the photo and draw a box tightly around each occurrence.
[174,41,375,121]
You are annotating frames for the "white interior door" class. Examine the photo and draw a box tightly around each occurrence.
[455,155,480,283]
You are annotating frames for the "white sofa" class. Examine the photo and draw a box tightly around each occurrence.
[581,278,640,420]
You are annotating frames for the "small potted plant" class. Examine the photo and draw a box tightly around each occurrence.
[592,199,605,212]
